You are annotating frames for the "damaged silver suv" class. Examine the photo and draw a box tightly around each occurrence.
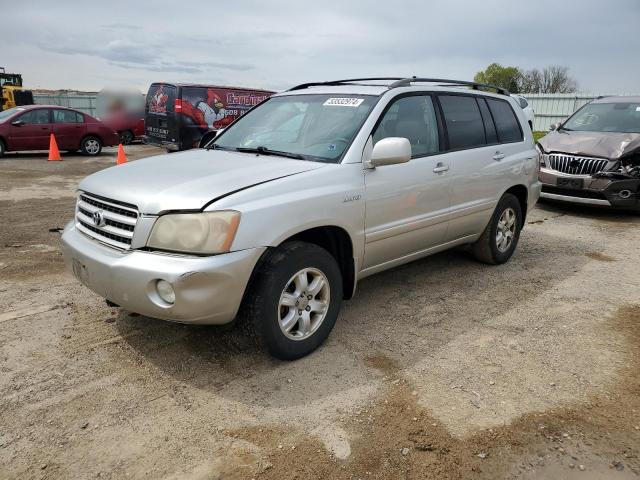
[538,96,640,211]
[62,77,540,359]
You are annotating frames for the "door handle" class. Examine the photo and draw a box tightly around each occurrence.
[433,163,449,174]
[493,151,505,161]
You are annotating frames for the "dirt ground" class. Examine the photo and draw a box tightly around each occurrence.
[1,145,639,480]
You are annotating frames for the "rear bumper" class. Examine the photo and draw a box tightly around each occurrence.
[142,136,180,151]
[539,168,640,210]
[62,222,265,324]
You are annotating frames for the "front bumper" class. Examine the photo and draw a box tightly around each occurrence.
[61,222,265,324]
[539,168,640,210]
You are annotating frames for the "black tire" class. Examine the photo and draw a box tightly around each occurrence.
[238,241,343,360]
[0,139,5,158]
[472,193,523,265]
[80,136,103,156]
[119,130,134,145]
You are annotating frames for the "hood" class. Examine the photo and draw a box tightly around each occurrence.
[79,149,326,214]
[538,130,640,160]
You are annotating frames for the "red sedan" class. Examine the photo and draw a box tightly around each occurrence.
[102,111,145,145]
[0,105,119,157]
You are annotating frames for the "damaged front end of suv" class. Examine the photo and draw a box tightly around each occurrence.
[538,96,640,212]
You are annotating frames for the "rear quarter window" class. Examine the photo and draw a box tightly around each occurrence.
[486,98,523,143]
[438,95,486,150]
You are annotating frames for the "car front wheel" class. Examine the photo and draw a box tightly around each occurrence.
[472,193,522,264]
[239,241,343,360]
[81,136,103,156]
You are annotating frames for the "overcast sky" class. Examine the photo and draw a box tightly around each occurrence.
[4,0,639,94]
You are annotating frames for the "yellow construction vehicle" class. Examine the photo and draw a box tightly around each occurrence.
[0,67,34,111]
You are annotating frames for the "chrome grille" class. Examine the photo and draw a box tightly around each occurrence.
[75,192,138,250]
[547,154,609,175]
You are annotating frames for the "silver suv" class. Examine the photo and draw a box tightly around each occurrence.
[62,77,541,359]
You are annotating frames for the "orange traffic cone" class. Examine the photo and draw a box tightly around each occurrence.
[116,144,127,165]
[48,134,61,161]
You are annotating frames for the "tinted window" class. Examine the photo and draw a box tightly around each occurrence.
[487,99,523,143]
[19,109,51,124]
[439,95,485,149]
[146,83,177,115]
[477,98,498,144]
[519,97,529,109]
[372,95,439,157]
[53,109,83,123]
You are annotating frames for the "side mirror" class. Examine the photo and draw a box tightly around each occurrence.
[11,120,24,127]
[369,137,411,168]
[549,122,561,131]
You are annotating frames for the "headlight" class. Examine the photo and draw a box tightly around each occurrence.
[147,211,240,254]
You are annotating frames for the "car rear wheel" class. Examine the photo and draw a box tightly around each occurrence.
[81,136,103,156]
[119,130,134,145]
[472,193,522,264]
[238,241,343,360]
[0,139,5,158]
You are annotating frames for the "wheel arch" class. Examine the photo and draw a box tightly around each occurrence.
[503,184,528,227]
[259,225,356,300]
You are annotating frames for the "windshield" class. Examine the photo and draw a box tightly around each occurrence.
[212,94,378,162]
[562,102,640,133]
[0,107,25,122]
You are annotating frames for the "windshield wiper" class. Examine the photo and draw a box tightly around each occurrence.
[235,146,305,160]
[206,143,234,151]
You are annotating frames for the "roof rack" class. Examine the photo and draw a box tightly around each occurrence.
[288,77,405,91]
[287,76,509,95]
[389,77,509,95]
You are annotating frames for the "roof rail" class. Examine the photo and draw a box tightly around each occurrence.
[388,77,510,95]
[288,77,405,91]
[287,76,510,95]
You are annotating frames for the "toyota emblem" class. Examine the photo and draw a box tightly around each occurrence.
[92,210,105,227]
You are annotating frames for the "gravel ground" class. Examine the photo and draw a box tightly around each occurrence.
[1,145,639,479]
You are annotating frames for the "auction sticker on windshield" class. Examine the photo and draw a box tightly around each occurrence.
[323,98,365,107]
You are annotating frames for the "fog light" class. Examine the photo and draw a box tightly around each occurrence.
[156,280,175,304]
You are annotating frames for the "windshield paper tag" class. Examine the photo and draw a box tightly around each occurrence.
[323,98,364,107]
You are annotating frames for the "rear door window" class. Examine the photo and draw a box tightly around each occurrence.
[486,98,523,143]
[146,84,177,116]
[477,98,498,144]
[53,109,83,123]
[438,95,486,150]
[372,95,440,157]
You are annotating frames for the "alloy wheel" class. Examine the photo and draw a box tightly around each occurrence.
[278,268,330,341]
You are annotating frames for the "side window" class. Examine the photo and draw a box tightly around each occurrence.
[372,95,439,157]
[53,109,82,123]
[439,95,486,150]
[477,98,498,144]
[19,109,51,124]
[486,98,523,143]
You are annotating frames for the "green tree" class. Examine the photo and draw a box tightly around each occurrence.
[474,63,521,93]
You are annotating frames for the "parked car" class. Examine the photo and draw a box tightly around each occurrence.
[62,77,540,359]
[143,82,274,151]
[102,110,145,145]
[511,94,535,130]
[0,105,119,157]
[538,96,640,211]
